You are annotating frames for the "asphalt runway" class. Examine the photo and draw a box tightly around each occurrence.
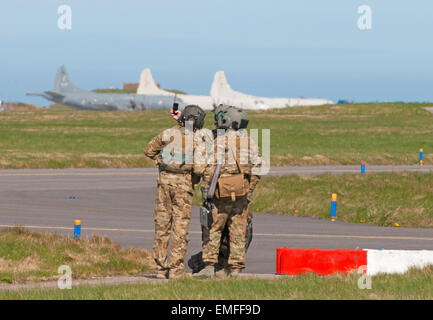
[1,166,433,274]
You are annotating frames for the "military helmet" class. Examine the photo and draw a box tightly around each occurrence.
[213,104,231,124]
[178,105,206,130]
[214,104,249,130]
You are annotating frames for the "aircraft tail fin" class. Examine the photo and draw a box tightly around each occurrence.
[53,66,81,93]
[210,71,237,98]
[137,68,172,95]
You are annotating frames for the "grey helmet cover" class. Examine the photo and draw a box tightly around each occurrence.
[178,105,206,130]
[214,104,249,130]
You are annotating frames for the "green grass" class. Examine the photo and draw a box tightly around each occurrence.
[249,173,433,228]
[0,228,153,284]
[193,172,433,228]
[0,102,432,168]
[0,228,431,299]
[1,266,432,299]
[247,102,433,166]
[0,108,173,168]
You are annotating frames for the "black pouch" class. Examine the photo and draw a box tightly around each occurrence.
[199,205,213,229]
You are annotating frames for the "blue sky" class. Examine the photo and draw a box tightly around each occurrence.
[1,0,433,106]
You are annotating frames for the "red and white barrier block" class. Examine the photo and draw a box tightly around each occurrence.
[277,248,433,276]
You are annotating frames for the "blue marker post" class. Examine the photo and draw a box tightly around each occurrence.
[420,148,424,166]
[330,194,337,222]
[74,220,81,239]
[361,162,366,174]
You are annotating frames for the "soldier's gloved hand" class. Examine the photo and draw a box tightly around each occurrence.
[201,188,209,204]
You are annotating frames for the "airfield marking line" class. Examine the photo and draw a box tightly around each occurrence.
[253,232,433,241]
[2,225,433,242]
[268,169,433,175]
[0,172,156,177]
[0,207,155,216]
[268,170,360,173]
[0,225,155,233]
[1,168,432,177]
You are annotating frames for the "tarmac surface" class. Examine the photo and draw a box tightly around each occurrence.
[1,166,433,274]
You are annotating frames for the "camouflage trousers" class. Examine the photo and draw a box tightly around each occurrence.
[188,209,252,273]
[202,196,249,270]
[153,181,193,274]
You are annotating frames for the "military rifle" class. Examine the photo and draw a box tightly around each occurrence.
[200,161,222,229]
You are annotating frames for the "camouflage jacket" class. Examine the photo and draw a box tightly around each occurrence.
[144,125,213,192]
[201,129,263,194]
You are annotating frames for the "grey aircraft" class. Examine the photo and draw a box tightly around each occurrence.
[27,66,185,111]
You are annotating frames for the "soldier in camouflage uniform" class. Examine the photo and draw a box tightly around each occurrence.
[188,105,254,275]
[194,105,262,278]
[144,105,210,279]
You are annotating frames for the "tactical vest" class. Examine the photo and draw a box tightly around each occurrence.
[159,127,194,174]
[215,134,251,201]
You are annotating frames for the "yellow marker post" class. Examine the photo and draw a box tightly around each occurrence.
[330,194,337,221]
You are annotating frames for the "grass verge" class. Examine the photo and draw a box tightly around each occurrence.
[250,172,433,228]
[0,228,154,284]
[1,103,433,168]
[1,266,432,299]
[193,172,433,228]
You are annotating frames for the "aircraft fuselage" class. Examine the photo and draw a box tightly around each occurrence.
[28,66,185,111]
[59,91,178,111]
